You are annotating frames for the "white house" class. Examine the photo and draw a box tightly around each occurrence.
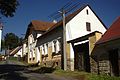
[10,46,23,57]
[24,20,55,63]
[36,4,107,72]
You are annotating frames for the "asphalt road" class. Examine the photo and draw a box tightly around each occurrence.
[0,60,77,80]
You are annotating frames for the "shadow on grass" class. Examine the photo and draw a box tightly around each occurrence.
[29,67,56,74]
[0,64,28,80]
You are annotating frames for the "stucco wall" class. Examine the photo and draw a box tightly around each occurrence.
[36,26,63,68]
[66,6,106,42]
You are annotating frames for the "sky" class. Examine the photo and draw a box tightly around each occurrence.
[1,0,120,38]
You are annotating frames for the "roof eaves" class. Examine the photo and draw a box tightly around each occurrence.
[68,31,102,43]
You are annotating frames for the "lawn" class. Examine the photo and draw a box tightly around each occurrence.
[53,69,120,80]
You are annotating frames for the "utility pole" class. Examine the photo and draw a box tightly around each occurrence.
[62,10,67,71]
[49,0,81,71]
[58,9,67,70]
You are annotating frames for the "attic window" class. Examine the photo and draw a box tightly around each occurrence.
[86,22,91,31]
[86,9,89,15]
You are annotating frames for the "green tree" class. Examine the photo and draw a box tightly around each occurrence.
[1,39,5,50]
[0,0,19,17]
[4,33,20,50]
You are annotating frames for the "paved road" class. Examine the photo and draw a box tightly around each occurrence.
[0,60,77,80]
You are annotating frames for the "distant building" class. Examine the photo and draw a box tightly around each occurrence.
[24,20,55,63]
[10,46,22,57]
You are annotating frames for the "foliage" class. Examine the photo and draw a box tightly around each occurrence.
[9,56,17,61]
[0,0,19,17]
[1,39,5,50]
[4,33,23,50]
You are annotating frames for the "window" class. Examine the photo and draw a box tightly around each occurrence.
[33,57,35,60]
[53,41,56,53]
[29,58,31,61]
[56,40,60,53]
[86,22,91,31]
[44,44,48,55]
[52,41,56,53]
[86,9,89,15]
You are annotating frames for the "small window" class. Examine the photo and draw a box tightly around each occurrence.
[33,57,35,60]
[29,58,31,61]
[86,22,91,31]
[86,9,89,15]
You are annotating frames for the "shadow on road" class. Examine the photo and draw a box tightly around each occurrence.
[0,64,28,80]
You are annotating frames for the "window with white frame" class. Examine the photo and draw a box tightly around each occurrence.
[56,40,60,53]
[52,39,61,53]
[52,41,55,53]
[44,43,48,55]
[42,45,45,55]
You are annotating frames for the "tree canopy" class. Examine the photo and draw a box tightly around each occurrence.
[0,0,19,17]
[4,33,23,50]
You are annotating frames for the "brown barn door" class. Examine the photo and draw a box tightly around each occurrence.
[74,42,90,72]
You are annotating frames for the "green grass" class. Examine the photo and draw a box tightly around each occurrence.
[9,57,18,61]
[53,69,120,80]
[53,69,88,80]
[89,74,120,80]
[0,61,6,64]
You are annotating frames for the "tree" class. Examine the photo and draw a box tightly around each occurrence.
[1,39,5,50]
[0,0,19,17]
[4,33,20,50]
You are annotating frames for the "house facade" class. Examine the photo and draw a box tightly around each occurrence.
[92,17,120,76]
[36,5,107,72]
[24,20,54,64]
[22,40,28,62]
[9,46,23,61]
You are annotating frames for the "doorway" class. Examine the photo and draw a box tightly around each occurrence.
[74,42,90,72]
[109,49,119,76]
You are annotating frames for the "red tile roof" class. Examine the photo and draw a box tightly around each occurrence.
[31,20,55,31]
[96,17,120,44]
[25,20,55,38]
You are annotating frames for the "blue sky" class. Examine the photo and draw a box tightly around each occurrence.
[2,0,120,38]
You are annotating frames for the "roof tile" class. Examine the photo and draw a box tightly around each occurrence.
[96,17,120,44]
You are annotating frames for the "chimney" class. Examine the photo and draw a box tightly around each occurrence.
[53,20,57,23]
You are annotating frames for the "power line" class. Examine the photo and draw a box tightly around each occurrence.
[48,0,82,71]
[49,0,75,18]
[49,0,81,20]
